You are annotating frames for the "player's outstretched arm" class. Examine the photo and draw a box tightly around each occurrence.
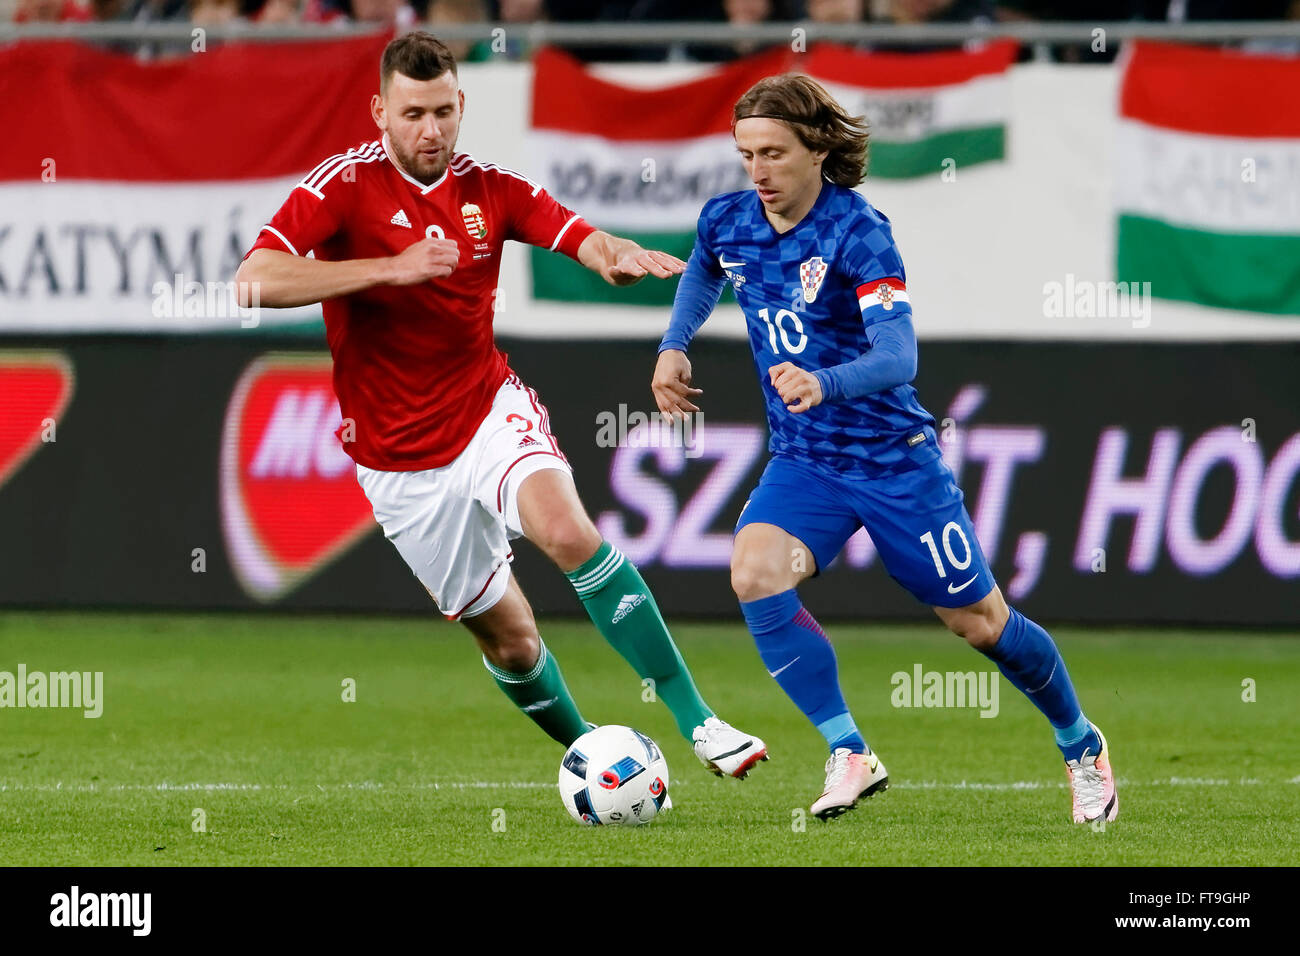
[235,238,460,308]
[577,230,685,287]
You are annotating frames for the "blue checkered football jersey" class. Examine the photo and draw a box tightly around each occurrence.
[676,181,941,478]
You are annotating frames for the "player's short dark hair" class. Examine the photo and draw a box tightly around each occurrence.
[381,31,459,93]
[733,74,869,187]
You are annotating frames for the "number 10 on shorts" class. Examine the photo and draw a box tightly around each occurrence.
[919,522,972,578]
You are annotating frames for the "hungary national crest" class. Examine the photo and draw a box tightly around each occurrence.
[800,256,827,303]
[461,202,488,239]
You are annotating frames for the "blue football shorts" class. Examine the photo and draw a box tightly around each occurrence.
[734,452,996,608]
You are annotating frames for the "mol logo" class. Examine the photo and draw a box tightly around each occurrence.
[220,354,375,601]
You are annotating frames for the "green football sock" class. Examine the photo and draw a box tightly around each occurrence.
[483,639,590,747]
[566,541,713,741]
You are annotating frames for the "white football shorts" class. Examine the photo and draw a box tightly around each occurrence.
[355,372,571,620]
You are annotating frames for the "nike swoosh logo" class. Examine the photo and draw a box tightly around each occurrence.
[521,697,557,713]
[709,741,754,760]
[768,656,800,678]
[947,575,979,594]
[719,257,746,269]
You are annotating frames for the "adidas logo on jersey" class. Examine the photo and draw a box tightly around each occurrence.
[390,209,412,228]
[612,593,646,623]
[517,435,540,448]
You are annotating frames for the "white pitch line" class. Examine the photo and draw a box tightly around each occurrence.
[0,781,554,793]
[0,776,1293,794]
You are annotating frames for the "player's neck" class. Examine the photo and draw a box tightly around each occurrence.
[763,178,825,235]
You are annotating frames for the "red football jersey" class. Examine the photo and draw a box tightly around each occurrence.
[243,133,596,471]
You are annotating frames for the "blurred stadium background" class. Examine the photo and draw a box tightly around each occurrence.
[3,10,1299,624]
[1,8,1298,867]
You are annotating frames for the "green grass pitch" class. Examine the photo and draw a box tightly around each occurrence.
[1,610,1297,866]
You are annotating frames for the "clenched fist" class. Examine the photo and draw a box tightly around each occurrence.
[769,361,823,414]
[387,237,460,285]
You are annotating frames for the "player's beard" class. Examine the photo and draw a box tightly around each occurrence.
[392,137,453,185]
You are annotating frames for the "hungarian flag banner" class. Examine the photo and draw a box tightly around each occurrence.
[0,35,388,332]
[528,42,1016,305]
[527,45,793,306]
[802,40,1017,180]
[1117,41,1300,315]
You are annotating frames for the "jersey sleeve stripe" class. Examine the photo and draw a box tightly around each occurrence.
[309,143,383,192]
[301,141,381,192]
[314,150,381,190]
[549,214,582,252]
[300,151,351,187]
[453,155,543,196]
[301,145,365,189]
[258,224,300,256]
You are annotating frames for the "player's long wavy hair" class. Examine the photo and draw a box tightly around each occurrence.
[733,74,869,187]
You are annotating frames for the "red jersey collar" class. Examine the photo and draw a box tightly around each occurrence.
[381,132,452,195]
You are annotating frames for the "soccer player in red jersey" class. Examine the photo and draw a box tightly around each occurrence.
[236,31,767,780]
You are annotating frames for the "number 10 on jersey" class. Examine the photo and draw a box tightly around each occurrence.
[757,307,807,355]
[920,522,973,578]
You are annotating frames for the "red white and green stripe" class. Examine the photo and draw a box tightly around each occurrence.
[526,44,1016,305]
[1117,41,1300,316]
[804,41,1017,180]
[527,47,790,306]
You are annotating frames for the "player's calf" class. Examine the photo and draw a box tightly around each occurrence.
[463,578,591,747]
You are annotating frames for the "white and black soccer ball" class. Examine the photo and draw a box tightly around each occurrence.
[558,725,670,826]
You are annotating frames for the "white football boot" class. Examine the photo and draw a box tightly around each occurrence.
[810,748,889,820]
[692,716,769,779]
[1067,725,1118,824]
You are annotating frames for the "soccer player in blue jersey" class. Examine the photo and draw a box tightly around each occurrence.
[652,74,1119,823]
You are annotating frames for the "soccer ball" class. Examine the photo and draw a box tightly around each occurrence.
[558,725,670,826]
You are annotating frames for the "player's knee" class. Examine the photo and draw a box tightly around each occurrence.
[534,514,602,571]
[946,608,1001,650]
[730,556,789,603]
[482,629,540,673]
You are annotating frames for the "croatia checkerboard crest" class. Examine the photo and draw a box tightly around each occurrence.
[800,256,827,303]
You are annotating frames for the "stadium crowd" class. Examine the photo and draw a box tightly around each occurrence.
[8,0,1299,60]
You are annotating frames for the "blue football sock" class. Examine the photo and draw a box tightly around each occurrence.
[739,590,868,755]
[979,607,1100,762]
